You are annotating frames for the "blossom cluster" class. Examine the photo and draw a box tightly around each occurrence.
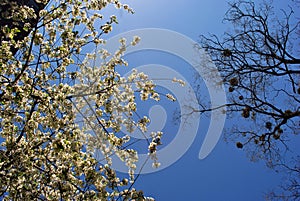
[0,0,169,200]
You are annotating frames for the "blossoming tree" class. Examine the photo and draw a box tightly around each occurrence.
[0,0,171,200]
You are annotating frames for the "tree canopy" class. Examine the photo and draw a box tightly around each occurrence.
[0,0,172,200]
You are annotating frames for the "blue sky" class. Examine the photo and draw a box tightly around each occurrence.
[97,0,300,201]
[0,1,297,200]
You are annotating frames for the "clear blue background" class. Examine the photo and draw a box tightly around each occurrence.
[0,1,296,201]
[102,1,299,201]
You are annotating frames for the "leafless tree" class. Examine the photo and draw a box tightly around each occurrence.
[198,0,299,199]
